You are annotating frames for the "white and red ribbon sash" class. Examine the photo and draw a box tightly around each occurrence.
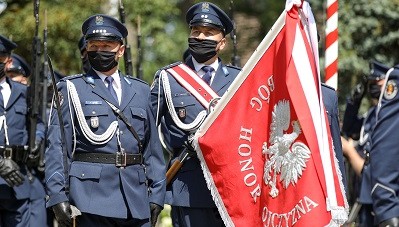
[166,63,219,108]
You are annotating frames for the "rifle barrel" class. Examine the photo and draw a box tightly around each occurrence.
[136,16,143,79]
[229,0,240,67]
[30,0,41,151]
[119,0,134,77]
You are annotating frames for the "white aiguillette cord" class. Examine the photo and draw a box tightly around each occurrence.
[66,80,118,145]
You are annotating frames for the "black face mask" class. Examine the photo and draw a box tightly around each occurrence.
[0,62,6,79]
[81,55,91,73]
[87,51,118,72]
[368,83,382,99]
[188,38,219,63]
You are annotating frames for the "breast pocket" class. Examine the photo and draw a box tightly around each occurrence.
[172,96,200,122]
[130,107,147,138]
[10,105,27,130]
[14,105,27,116]
[82,106,109,130]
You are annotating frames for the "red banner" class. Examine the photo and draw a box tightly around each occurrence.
[193,2,347,227]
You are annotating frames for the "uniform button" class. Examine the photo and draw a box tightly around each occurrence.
[92,111,96,114]
[81,173,85,177]
[120,131,123,135]
[181,102,184,105]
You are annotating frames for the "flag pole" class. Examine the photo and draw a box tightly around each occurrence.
[325,0,338,89]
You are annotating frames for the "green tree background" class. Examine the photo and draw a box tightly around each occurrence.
[2,0,399,112]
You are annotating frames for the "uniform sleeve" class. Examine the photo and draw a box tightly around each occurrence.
[370,87,399,223]
[341,97,364,139]
[150,70,165,126]
[144,90,166,206]
[44,81,73,208]
[35,117,46,141]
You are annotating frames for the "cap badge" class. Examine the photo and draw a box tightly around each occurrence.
[95,15,104,25]
[201,2,210,12]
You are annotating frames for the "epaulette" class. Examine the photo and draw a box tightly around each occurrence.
[123,76,149,86]
[159,61,183,71]
[60,74,83,82]
[321,83,336,92]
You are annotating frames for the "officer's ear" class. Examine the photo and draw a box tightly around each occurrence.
[218,37,226,51]
[117,44,125,58]
[4,55,13,69]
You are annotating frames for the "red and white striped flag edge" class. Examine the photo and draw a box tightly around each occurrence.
[193,2,348,227]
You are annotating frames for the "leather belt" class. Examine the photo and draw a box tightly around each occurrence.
[73,152,143,167]
[0,145,29,163]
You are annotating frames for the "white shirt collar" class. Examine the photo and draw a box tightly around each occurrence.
[192,58,220,74]
[95,69,121,89]
[0,78,11,107]
[0,77,7,87]
[94,70,122,104]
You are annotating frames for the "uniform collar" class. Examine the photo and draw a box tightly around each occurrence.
[95,69,121,89]
[192,57,220,73]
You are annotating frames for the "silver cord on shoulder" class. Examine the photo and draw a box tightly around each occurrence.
[66,80,117,145]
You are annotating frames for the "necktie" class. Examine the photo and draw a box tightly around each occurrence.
[105,76,118,103]
[201,66,214,85]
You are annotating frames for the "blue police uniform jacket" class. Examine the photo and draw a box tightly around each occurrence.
[150,58,240,208]
[321,84,346,188]
[370,68,399,223]
[45,70,166,219]
[0,78,45,199]
[0,78,45,200]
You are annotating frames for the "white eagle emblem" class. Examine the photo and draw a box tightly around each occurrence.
[263,100,310,198]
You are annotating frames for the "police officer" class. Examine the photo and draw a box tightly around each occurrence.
[0,34,46,227]
[78,36,91,74]
[151,2,240,226]
[369,65,399,227]
[45,14,165,227]
[342,60,389,226]
[5,52,48,227]
[369,65,399,226]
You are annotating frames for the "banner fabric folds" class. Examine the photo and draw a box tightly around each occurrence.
[193,2,348,227]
